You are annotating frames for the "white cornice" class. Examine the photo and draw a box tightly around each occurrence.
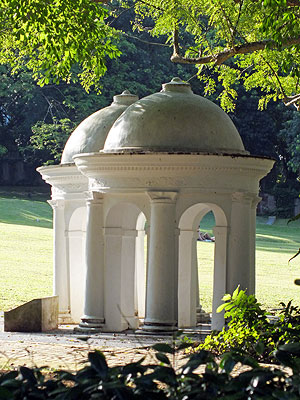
[73,153,274,194]
[37,164,88,199]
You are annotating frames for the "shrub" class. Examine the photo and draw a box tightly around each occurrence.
[200,287,300,362]
[1,345,300,399]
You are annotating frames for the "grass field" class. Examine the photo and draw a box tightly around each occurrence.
[0,188,300,313]
[0,188,53,310]
[199,213,300,312]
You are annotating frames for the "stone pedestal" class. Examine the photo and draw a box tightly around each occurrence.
[4,296,58,332]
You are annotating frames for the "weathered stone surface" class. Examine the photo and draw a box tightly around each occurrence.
[61,90,138,164]
[4,296,59,332]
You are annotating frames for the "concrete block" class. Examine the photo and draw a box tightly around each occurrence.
[4,296,59,332]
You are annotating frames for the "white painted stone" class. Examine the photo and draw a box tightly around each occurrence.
[143,192,178,332]
[61,91,138,164]
[39,79,274,333]
[79,192,105,331]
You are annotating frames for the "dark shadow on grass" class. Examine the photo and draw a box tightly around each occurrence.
[0,191,52,229]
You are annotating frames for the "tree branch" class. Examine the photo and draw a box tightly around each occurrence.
[171,36,300,65]
[233,0,300,6]
[283,94,300,110]
[122,32,169,47]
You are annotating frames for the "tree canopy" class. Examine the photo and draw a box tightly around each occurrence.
[1,0,300,215]
[0,0,121,90]
[130,0,300,111]
[1,0,299,111]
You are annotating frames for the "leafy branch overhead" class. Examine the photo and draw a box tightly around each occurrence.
[131,0,300,111]
[0,0,299,112]
[0,0,121,91]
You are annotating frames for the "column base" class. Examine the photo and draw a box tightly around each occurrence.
[141,320,177,334]
[74,316,105,333]
[196,307,211,323]
[58,311,73,324]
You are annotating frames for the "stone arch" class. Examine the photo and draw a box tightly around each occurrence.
[178,203,228,330]
[104,202,147,331]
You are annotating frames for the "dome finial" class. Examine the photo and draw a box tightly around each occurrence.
[171,77,184,83]
[162,77,192,93]
[113,90,139,106]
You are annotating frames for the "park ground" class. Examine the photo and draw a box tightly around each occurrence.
[0,186,299,314]
[0,186,300,372]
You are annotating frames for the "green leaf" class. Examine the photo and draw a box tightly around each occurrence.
[152,343,175,354]
[155,352,171,365]
[278,342,300,355]
[19,366,37,384]
[88,351,108,378]
[222,293,232,301]
[217,303,227,313]
[219,353,237,373]
[254,341,265,355]
[232,286,240,300]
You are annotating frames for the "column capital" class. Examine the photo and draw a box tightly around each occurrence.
[48,199,65,210]
[232,192,258,205]
[84,191,104,204]
[147,191,178,203]
[251,195,262,209]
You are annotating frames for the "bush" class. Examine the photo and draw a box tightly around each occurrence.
[200,287,300,362]
[1,344,300,399]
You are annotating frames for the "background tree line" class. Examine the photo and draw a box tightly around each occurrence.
[0,0,299,216]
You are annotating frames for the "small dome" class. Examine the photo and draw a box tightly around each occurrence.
[61,90,138,164]
[103,78,247,155]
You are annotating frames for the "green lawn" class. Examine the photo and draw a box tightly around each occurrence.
[199,213,300,312]
[0,188,53,310]
[0,190,300,313]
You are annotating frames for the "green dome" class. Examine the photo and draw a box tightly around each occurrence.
[61,90,138,164]
[103,78,247,155]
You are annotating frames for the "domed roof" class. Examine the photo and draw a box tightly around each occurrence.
[61,90,138,164]
[103,78,248,155]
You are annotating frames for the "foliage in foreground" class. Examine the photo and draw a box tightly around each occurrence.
[201,287,300,363]
[1,343,300,399]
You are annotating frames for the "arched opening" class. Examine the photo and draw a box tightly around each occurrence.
[178,203,227,330]
[197,210,216,321]
[104,202,147,331]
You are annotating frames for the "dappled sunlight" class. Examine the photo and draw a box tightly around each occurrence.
[0,196,52,228]
[20,210,52,225]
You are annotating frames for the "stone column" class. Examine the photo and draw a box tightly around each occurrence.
[135,228,146,320]
[227,192,254,295]
[78,192,105,331]
[143,191,178,332]
[249,196,261,294]
[104,226,138,331]
[48,199,70,318]
[121,229,139,329]
[178,229,198,327]
[212,225,228,331]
